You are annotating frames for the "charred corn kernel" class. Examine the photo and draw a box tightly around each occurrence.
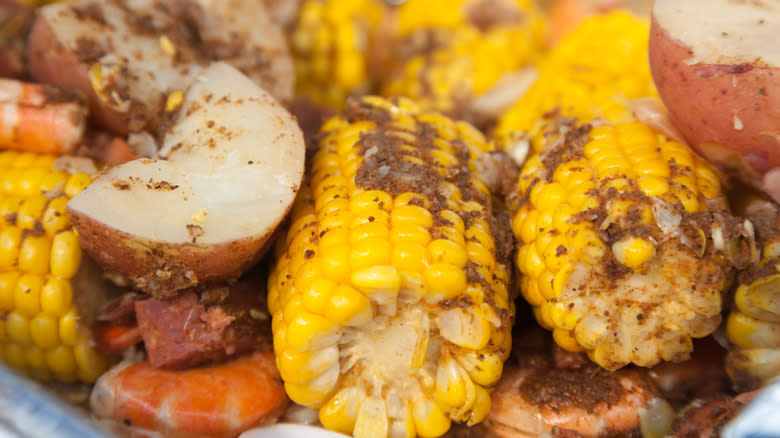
[509,105,743,370]
[726,201,780,391]
[382,0,546,121]
[291,0,387,107]
[269,97,513,437]
[496,12,657,152]
[0,151,115,383]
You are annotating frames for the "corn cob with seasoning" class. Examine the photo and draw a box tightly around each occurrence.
[508,101,752,371]
[726,199,780,392]
[494,11,657,153]
[0,151,116,383]
[290,0,387,108]
[268,96,515,438]
[381,0,547,124]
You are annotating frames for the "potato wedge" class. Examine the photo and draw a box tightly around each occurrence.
[67,62,305,297]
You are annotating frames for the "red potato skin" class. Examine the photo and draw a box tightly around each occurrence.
[649,14,780,178]
[0,1,34,79]
[67,208,286,298]
[26,14,135,135]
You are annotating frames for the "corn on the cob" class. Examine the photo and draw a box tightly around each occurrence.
[290,0,387,108]
[268,96,514,438]
[494,11,657,152]
[0,151,115,383]
[508,103,749,370]
[381,0,546,122]
[726,200,780,391]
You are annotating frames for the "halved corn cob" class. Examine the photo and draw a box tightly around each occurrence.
[268,96,514,438]
[0,151,115,383]
[290,0,387,108]
[726,200,780,391]
[381,0,546,122]
[509,103,750,370]
[494,11,657,152]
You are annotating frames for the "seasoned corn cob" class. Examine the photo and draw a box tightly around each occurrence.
[290,0,387,107]
[726,200,780,391]
[494,11,657,151]
[509,103,749,370]
[0,151,115,383]
[268,96,514,438]
[381,0,546,122]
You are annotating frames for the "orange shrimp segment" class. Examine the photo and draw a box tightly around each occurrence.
[91,351,288,438]
[0,79,86,155]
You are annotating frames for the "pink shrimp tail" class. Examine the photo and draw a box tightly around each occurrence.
[90,351,288,438]
[0,79,87,154]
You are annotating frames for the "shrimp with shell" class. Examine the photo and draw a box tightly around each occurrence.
[91,350,288,438]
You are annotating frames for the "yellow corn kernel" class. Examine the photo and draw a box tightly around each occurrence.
[58,310,79,346]
[423,264,467,301]
[0,226,23,269]
[302,277,337,315]
[392,205,434,229]
[14,274,44,318]
[45,345,77,379]
[6,311,31,344]
[427,239,468,268]
[392,242,429,273]
[50,230,82,279]
[74,341,110,383]
[18,235,51,275]
[553,328,584,352]
[612,237,656,268]
[3,344,26,371]
[320,386,362,435]
[350,237,392,270]
[351,266,401,297]
[326,284,373,326]
[16,195,47,230]
[410,394,450,438]
[727,312,780,349]
[0,272,19,311]
[321,243,351,283]
[42,197,70,235]
[286,312,340,352]
[23,345,47,372]
[63,173,91,198]
[30,314,59,349]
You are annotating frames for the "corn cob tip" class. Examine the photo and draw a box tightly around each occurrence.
[511,112,750,370]
[269,96,514,438]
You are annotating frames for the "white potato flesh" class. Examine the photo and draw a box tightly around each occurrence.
[653,0,779,66]
[68,62,304,245]
[39,0,200,110]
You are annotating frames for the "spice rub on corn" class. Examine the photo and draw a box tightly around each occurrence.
[508,108,752,371]
[268,96,514,438]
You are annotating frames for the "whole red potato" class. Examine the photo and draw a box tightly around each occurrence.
[649,0,780,201]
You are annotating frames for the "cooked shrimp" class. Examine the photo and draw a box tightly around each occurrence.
[90,351,288,438]
[485,329,661,438]
[671,391,758,438]
[0,78,87,154]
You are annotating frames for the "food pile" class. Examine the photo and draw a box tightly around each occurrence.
[0,0,778,437]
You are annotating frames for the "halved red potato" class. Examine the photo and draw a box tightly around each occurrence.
[67,62,305,298]
[26,0,293,136]
[649,0,780,201]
